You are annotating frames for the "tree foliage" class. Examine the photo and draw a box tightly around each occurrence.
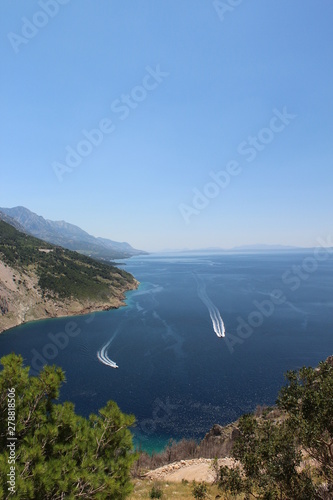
[224,415,316,499]
[0,354,136,499]
[278,360,333,487]
[219,359,333,499]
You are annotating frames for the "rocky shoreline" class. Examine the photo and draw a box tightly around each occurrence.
[0,259,139,334]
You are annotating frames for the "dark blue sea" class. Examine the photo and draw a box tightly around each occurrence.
[1,252,332,452]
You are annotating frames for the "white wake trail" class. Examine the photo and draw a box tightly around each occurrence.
[211,305,225,337]
[194,274,226,338]
[97,331,119,369]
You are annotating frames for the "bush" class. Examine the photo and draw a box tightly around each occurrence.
[192,481,208,499]
[149,484,163,498]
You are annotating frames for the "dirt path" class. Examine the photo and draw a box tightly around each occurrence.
[145,458,236,484]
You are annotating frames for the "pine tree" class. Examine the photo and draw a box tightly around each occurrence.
[0,354,136,499]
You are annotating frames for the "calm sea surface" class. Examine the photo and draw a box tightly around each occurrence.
[1,252,332,452]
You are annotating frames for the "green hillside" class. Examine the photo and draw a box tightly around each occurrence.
[0,219,136,301]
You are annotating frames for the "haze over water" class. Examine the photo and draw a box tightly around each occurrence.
[0,252,332,452]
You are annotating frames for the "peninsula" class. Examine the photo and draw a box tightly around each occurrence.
[0,220,138,334]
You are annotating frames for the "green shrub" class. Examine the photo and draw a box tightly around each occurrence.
[192,481,208,499]
[149,484,163,498]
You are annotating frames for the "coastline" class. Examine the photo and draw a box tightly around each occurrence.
[0,294,133,335]
[0,257,139,335]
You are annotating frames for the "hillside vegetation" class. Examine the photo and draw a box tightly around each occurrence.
[0,220,138,333]
[0,206,147,260]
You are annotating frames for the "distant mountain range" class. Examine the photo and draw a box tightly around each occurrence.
[0,206,147,260]
[230,244,300,251]
[160,244,313,253]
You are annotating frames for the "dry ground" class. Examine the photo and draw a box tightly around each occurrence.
[144,458,236,484]
[130,458,240,499]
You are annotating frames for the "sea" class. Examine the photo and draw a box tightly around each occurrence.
[0,251,332,453]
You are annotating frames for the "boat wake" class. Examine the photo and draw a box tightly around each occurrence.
[194,274,226,338]
[97,332,119,368]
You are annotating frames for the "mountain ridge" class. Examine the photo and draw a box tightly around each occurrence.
[0,206,147,260]
[0,210,28,234]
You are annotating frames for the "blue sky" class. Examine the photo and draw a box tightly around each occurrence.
[1,0,332,251]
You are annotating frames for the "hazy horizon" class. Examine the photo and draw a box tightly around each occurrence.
[1,204,330,254]
[2,1,332,251]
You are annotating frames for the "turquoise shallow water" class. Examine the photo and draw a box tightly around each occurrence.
[0,252,332,452]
